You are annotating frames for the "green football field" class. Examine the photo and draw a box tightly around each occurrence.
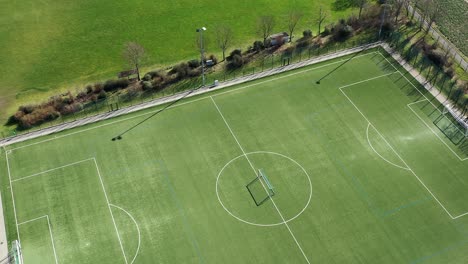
[1,49,468,263]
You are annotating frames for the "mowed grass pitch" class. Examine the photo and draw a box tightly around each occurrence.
[1,49,468,263]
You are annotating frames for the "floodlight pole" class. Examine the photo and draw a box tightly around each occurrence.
[197,27,207,86]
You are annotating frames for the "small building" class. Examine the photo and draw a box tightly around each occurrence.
[269,32,290,46]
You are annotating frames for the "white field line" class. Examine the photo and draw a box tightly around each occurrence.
[109,204,141,264]
[17,215,58,264]
[93,158,128,264]
[46,215,59,264]
[8,52,378,152]
[366,123,410,171]
[210,96,311,264]
[380,50,467,161]
[17,215,47,226]
[4,147,20,243]
[10,157,129,263]
[339,77,462,220]
[407,100,467,161]
[11,158,95,182]
[376,52,443,115]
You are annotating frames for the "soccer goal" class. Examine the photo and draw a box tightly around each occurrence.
[433,104,468,145]
[0,240,23,264]
[246,169,275,206]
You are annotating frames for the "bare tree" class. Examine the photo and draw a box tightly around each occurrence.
[257,15,275,46]
[410,0,420,20]
[403,0,411,16]
[317,6,327,36]
[355,0,368,19]
[425,0,439,33]
[393,0,405,24]
[287,10,303,42]
[215,25,233,61]
[418,0,436,31]
[122,42,145,81]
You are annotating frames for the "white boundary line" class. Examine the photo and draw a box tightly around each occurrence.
[339,74,467,220]
[93,158,128,264]
[366,123,410,171]
[11,158,95,182]
[7,51,378,152]
[4,147,20,244]
[9,157,129,263]
[377,51,467,162]
[109,204,141,264]
[407,100,468,161]
[18,215,59,264]
[210,96,311,264]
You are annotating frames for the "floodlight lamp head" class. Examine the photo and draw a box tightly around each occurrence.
[196,27,207,32]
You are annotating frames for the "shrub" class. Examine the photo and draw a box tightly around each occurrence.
[76,91,87,100]
[17,106,60,130]
[5,111,24,126]
[188,68,202,77]
[142,81,153,90]
[253,41,265,52]
[19,105,35,114]
[169,62,190,79]
[208,54,218,64]
[321,27,331,37]
[142,74,152,81]
[97,90,107,100]
[188,59,200,68]
[426,49,448,68]
[332,23,353,41]
[143,70,165,81]
[85,85,93,94]
[227,49,242,61]
[303,30,312,38]
[227,54,244,70]
[296,39,310,49]
[103,79,130,92]
[60,103,82,115]
[93,83,104,94]
[347,15,361,29]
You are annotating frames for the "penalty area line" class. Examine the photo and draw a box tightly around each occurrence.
[339,76,463,220]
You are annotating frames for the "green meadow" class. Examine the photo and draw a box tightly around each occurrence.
[0,0,356,119]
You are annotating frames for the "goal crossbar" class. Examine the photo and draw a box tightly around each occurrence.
[443,104,468,137]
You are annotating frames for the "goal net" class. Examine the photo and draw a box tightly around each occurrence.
[433,104,468,145]
[246,169,275,206]
[0,240,23,264]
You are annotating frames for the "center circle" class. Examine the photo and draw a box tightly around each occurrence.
[216,151,312,227]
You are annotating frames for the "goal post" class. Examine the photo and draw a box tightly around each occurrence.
[258,169,275,195]
[2,240,23,264]
[433,104,468,145]
[245,169,275,206]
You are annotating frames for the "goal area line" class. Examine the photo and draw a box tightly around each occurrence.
[5,156,129,264]
[339,72,468,220]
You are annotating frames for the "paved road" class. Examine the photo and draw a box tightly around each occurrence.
[407,4,467,70]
